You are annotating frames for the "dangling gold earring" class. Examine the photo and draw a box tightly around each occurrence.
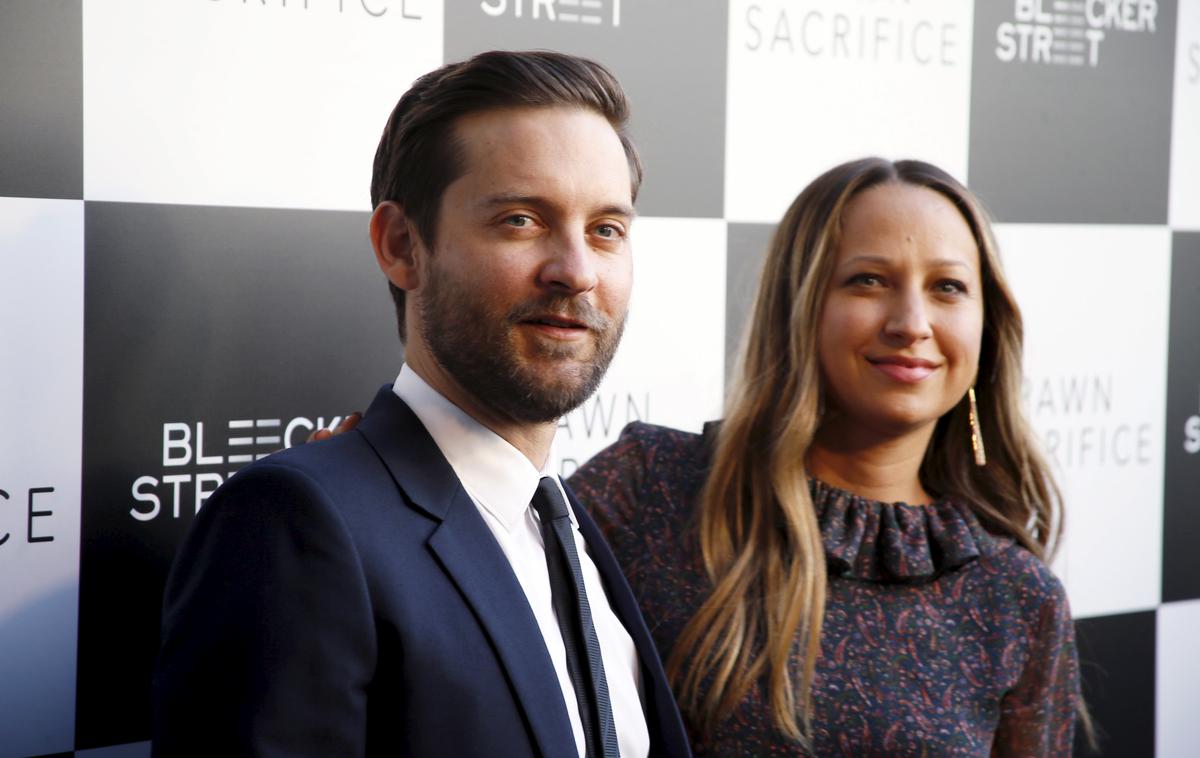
[968,386,987,467]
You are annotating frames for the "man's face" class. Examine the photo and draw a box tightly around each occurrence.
[414,105,635,423]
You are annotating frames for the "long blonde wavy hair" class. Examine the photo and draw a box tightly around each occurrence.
[666,158,1064,744]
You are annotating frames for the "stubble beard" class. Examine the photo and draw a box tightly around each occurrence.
[419,264,626,424]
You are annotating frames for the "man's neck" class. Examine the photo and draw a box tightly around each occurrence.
[404,350,556,470]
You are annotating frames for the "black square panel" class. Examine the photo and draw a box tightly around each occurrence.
[1073,611,1156,756]
[76,201,400,748]
[1163,231,1200,603]
[444,1,728,218]
[968,0,1175,223]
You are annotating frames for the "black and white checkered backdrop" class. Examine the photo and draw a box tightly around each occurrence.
[1,1,1197,755]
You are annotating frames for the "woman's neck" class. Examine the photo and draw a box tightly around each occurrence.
[807,417,937,504]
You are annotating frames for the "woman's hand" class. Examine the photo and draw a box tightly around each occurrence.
[307,412,362,443]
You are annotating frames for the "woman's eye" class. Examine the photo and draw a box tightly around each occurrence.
[935,279,968,295]
[848,273,883,287]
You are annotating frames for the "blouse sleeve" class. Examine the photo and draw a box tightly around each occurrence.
[992,577,1081,756]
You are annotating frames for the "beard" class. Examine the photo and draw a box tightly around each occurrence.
[418,262,626,424]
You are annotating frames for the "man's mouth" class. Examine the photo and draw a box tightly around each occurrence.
[523,314,588,329]
[508,297,610,341]
[518,312,595,343]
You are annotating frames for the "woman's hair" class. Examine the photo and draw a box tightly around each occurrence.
[666,157,1064,743]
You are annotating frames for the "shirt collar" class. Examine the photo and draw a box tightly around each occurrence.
[392,364,568,532]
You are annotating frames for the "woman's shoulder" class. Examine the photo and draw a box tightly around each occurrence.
[972,533,1070,615]
[596,420,708,459]
[566,421,710,540]
[569,421,709,489]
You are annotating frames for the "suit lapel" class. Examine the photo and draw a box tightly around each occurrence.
[566,485,692,758]
[426,500,578,757]
[357,387,577,757]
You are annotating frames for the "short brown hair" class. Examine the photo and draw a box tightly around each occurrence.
[370,50,643,341]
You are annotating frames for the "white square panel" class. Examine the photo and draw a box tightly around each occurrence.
[556,217,726,476]
[725,0,974,223]
[0,197,84,756]
[1169,0,1200,229]
[1158,600,1200,756]
[996,224,1170,619]
[82,0,443,210]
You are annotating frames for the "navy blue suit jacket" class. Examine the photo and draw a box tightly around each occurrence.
[153,386,691,757]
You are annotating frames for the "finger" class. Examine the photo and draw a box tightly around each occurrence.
[335,412,363,434]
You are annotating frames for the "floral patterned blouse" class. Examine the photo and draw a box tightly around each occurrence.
[568,422,1080,757]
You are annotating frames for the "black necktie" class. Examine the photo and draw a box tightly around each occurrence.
[531,476,620,758]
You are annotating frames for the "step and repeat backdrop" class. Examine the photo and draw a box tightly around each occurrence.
[1,0,1197,755]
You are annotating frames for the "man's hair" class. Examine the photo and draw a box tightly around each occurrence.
[370,50,643,342]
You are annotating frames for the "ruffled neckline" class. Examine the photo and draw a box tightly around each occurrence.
[809,478,998,583]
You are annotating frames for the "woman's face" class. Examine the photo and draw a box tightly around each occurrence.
[817,182,984,438]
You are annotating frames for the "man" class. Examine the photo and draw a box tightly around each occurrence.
[153,51,690,757]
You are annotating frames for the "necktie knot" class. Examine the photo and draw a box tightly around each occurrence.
[532,476,570,523]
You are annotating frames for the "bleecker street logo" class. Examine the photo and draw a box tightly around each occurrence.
[996,0,1157,66]
[129,414,349,522]
[481,0,621,26]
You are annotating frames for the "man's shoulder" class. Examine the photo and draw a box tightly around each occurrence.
[187,423,441,579]
[234,385,427,488]
[193,433,367,521]
[203,432,368,507]
[255,427,378,476]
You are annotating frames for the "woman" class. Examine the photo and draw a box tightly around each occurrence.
[569,158,1081,755]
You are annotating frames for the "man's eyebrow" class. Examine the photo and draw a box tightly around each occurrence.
[478,192,542,209]
[597,203,638,220]
[478,193,637,219]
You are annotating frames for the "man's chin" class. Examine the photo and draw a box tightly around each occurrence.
[519,335,596,363]
[519,372,596,403]
[504,367,605,421]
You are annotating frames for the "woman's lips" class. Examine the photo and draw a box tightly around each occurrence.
[868,357,939,383]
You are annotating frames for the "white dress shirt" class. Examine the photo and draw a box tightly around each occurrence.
[393,365,650,758]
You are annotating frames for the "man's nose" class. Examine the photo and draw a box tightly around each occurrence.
[539,229,599,294]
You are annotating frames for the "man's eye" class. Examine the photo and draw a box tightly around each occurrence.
[594,224,623,239]
[505,215,533,227]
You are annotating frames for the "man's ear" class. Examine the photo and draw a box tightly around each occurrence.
[370,201,424,291]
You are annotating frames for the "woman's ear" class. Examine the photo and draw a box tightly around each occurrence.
[370,201,424,291]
